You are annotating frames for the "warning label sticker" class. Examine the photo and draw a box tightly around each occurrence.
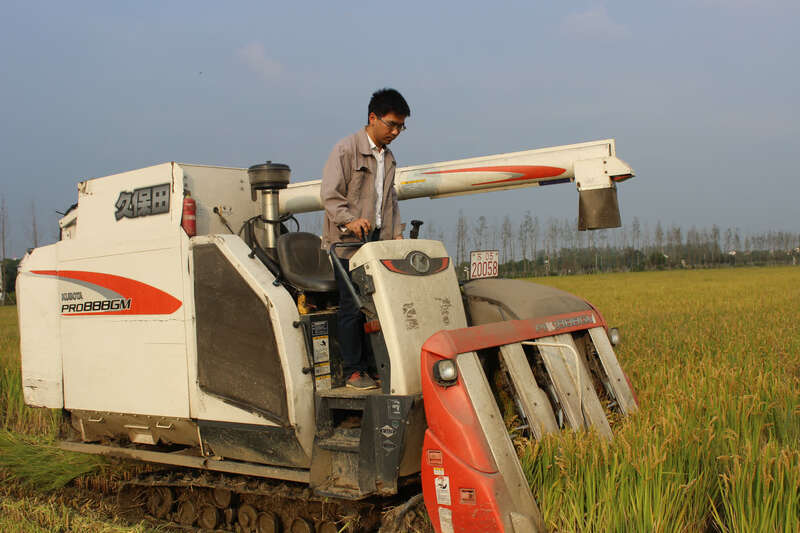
[312,336,330,363]
[315,374,331,391]
[311,320,328,336]
[433,467,445,476]
[434,476,451,506]
[314,362,331,376]
[438,507,454,533]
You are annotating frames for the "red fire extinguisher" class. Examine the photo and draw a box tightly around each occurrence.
[182,191,196,237]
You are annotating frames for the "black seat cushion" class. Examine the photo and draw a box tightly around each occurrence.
[276,232,337,293]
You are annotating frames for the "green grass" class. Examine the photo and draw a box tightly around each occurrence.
[0,431,108,491]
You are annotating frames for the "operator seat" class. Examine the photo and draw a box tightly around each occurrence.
[276,232,337,293]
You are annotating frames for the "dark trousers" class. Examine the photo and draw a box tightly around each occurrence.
[335,257,364,376]
[334,229,380,376]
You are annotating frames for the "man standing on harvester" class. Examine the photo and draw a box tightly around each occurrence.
[321,88,410,390]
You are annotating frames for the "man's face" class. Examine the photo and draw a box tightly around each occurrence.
[368,111,407,148]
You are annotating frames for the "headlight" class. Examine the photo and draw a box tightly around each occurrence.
[608,327,621,346]
[433,359,458,387]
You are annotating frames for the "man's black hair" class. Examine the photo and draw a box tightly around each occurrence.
[368,88,410,120]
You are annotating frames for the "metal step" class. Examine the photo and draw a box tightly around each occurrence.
[316,428,361,453]
[316,387,381,411]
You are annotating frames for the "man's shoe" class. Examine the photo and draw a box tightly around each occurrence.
[346,371,378,391]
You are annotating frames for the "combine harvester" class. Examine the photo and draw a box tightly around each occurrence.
[18,139,637,532]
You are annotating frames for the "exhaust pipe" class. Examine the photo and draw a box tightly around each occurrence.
[248,161,291,249]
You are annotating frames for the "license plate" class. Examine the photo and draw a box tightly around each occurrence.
[469,250,499,279]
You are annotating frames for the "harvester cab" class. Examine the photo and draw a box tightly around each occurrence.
[16,139,637,532]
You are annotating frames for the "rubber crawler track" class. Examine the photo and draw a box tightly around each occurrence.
[117,468,431,533]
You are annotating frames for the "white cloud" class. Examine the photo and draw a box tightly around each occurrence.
[561,6,630,40]
[235,42,283,82]
[694,0,788,8]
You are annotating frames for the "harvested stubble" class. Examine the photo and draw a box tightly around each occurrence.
[1,267,799,532]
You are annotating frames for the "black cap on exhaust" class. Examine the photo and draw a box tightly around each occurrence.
[578,187,622,230]
[248,161,290,201]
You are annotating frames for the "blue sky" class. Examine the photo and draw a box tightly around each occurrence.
[1,1,798,257]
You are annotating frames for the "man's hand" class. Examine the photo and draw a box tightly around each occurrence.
[394,235,403,240]
[345,218,371,240]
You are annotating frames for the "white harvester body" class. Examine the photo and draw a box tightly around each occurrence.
[15,139,636,532]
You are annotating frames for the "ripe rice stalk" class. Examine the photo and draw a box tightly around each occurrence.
[711,442,800,533]
[518,267,800,532]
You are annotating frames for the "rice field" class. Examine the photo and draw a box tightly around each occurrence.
[1,266,799,532]
[523,266,800,532]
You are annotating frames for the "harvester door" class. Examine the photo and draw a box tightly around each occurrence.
[588,327,638,415]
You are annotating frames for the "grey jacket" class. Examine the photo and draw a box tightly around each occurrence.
[321,128,402,257]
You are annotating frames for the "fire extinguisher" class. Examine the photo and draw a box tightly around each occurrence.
[182,190,196,237]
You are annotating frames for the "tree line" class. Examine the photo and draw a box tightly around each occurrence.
[2,205,799,304]
[445,212,800,277]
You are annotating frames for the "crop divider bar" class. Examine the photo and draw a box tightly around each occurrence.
[526,335,612,439]
[588,327,638,415]
[456,351,545,533]
[553,333,612,439]
[498,343,559,440]
[530,336,585,431]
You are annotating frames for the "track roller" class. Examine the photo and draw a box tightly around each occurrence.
[213,487,233,508]
[238,503,259,532]
[290,517,314,533]
[256,511,280,533]
[146,486,173,519]
[176,499,198,525]
[318,521,340,533]
[198,503,220,529]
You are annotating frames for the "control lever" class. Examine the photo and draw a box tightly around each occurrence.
[329,242,376,319]
[410,219,424,239]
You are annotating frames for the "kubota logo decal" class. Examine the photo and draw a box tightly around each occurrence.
[534,312,596,333]
[115,183,171,220]
[31,270,182,316]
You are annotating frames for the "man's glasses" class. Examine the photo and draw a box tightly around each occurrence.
[378,116,407,132]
